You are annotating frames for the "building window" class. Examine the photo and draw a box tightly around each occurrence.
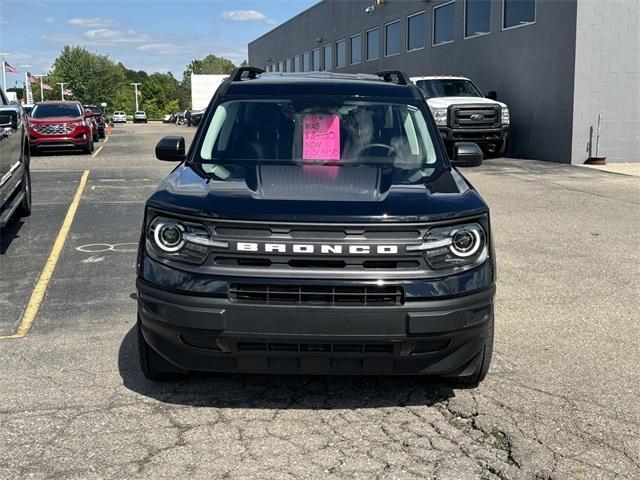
[312,48,320,71]
[465,0,491,38]
[385,20,401,56]
[350,34,362,65]
[336,39,347,68]
[303,52,310,72]
[286,58,293,73]
[433,1,455,46]
[407,11,426,51]
[366,28,380,61]
[503,0,535,29]
[324,44,333,70]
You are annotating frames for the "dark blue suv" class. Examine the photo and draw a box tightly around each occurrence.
[136,68,496,386]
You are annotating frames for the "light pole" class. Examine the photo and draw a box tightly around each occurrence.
[1,52,10,92]
[20,65,32,104]
[57,82,67,100]
[131,83,141,112]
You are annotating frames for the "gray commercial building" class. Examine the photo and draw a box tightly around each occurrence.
[249,0,639,164]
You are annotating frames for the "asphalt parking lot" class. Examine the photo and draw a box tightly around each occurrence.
[1,123,638,479]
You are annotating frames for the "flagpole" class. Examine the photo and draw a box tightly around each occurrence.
[40,76,44,102]
[1,53,7,93]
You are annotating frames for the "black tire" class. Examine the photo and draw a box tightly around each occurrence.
[137,318,186,381]
[17,166,32,218]
[82,140,94,154]
[449,314,494,387]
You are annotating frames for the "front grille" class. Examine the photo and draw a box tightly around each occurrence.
[237,342,395,354]
[450,105,500,129]
[34,123,74,135]
[207,220,428,272]
[229,284,404,306]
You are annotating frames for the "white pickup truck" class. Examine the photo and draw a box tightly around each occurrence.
[411,76,510,157]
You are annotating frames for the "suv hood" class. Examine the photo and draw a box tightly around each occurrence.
[427,96,507,109]
[147,164,488,223]
[29,116,82,123]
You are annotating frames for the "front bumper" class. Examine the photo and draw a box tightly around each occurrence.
[137,277,495,376]
[29,127,91,148]
[439,125,510,145]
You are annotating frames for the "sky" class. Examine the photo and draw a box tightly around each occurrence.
[0,0,317,88]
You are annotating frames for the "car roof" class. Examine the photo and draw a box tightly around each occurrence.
[35,100,81,105]
[225,72,418,98]
[411,76,470,81]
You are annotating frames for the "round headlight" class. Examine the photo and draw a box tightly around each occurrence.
[450,228,481,258]
[154,222,185,252]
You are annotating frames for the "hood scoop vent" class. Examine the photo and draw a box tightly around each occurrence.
[256,165,382,202]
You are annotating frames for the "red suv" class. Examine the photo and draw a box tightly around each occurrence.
[28,101,95,155]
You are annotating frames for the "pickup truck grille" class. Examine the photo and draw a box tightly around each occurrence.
[34,124,74,135]
[207,220,429,272]
[450,105,500,129]
[229,284,404,306]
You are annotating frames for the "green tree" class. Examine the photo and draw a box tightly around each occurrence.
[48,46,125,106]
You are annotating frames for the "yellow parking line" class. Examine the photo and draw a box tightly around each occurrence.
[91,136,109,159]
[0,170,90,340]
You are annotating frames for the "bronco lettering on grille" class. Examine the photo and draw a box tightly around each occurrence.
[236,242,399,255]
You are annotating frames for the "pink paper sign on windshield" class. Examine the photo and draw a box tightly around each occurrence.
[302,114,341,161]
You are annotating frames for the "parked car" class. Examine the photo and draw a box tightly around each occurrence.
[190,109,204,126]
[133,111,147,123]
[162,113,173,123]
[137,67,495,386]
[113,111,127,123]
[22,104,34,116]
[84,105,107,138]
[0,88,31,228]
[28,101,95,154]
[411,76,510,157]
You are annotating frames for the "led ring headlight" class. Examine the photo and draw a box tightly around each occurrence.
[450,228,481,258]
[153,222,185,252]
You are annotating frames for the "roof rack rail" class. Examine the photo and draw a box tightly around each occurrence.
[376,70,411,85]
[230,67,265,82]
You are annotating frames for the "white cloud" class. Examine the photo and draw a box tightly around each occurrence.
[83,28,151,44]
[45,16,55,24]
[43,29,151,46]
[0,16,7,24]
[136,43,191,55]
[68,18,114,27]
[221,10,275,25]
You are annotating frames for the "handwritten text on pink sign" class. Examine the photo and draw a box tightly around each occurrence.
[303,114,340,161]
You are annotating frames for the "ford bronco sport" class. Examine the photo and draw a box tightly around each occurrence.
[137,68,496,386]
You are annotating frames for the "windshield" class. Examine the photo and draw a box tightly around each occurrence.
[31,103,82,118]
[87,106,103,115]
[197,97,438,169]
[136,111,145,115]
[416,79,483,98]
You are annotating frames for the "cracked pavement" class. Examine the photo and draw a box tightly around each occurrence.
[1,123,638,479]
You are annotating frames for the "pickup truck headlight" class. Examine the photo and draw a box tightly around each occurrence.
[501,107,510,125]
[413,223,487,270]
[430,107,448,126]
[147,216,227,264]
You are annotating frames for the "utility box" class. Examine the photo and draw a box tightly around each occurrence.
[191,75,228,110]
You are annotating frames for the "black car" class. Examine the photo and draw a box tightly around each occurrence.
[84,105,107,138]
[137,68,495,386]
[0,89,31,229]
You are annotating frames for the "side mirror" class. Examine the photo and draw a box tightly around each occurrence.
[85,110,94,118]
[156,136,186,162]
[451,142,483,168]
[0,109,19,129]
[486,90,497,101]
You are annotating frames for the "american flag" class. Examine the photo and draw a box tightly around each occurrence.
[63,89,73,97]
[41,83,53,91]
[3,61,18,73]
[27,72,39,83]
